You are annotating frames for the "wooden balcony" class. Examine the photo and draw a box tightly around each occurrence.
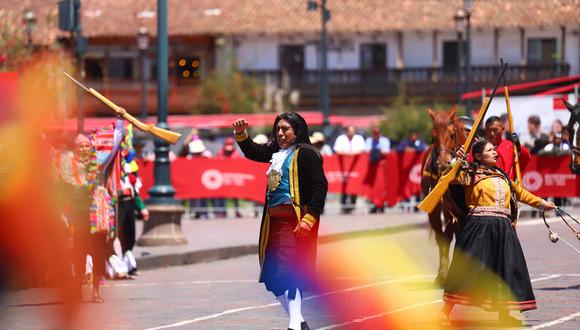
[243,63,571,107]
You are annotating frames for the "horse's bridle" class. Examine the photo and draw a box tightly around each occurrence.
[435,122,460,160]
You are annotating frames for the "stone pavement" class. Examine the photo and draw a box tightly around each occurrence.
[133,210,429,270]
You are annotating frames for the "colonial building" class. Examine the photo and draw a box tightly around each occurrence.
[2,0,579,115]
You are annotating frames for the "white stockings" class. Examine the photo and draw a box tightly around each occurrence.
[277,289,304,330]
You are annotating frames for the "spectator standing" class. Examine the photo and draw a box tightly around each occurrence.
[520,115,549,154]
[482,116,530,181]
[365,125,391,213]
[214,138,243,218]
[365,125,391,162]
[397,130,427,152]
[333,126,365,214]
[540,131,571,155]
[187,139,213,219]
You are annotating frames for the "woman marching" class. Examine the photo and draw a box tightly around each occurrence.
[233,113,328,330]
[441,139,556,324]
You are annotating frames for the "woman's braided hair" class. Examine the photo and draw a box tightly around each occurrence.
[471,138,511,183]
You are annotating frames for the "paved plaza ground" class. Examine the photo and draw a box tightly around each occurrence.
[2,211,579,329]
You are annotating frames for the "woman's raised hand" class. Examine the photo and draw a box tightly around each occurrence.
[232,118,248,135]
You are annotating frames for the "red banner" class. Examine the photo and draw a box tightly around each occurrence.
[138,154,579,205]
[0,72,19,124]
[521,156,580,197]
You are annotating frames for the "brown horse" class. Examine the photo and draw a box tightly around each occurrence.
[564,99,580,174]
[421,106,468,285]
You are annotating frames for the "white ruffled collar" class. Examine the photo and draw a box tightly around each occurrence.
[267,146,295,175]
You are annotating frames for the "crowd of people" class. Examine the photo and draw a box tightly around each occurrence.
[37,109,572,329]
[131,112,572,218]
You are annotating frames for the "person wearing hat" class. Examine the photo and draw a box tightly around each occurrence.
[187,139,212,159]
[186,138,213,219]
[233,113,327,330]
[310,132,333,156]
[55,118,125,303]
[253,133,269,145]
[214,137,243,218]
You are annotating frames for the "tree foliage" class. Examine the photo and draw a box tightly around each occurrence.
[0,18,31,71]
[194,71,264,114]
[380,85,457,144]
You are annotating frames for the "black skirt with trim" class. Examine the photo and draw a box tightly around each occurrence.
[444,215,536,311]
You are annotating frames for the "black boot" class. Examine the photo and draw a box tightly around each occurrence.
[301,321,310,330]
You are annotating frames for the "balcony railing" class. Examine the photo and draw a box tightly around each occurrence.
[244,64,570,85]
[243,63,571,104]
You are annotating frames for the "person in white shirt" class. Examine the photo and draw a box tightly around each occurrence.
[333,125,366,155]
[333,126,365,214]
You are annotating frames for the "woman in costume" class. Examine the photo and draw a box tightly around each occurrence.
[233,113,327,330]
[54,118,124,303]
[441,139,556,324]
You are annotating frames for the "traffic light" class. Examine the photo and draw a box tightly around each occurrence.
[176,57,201,80]
[58,0,80,32]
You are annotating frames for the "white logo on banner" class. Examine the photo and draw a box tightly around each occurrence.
[326,171,360,184]
[523,171,543,192]
[409,164,422,185]
[201,169,223,190]
[201,169,256,190]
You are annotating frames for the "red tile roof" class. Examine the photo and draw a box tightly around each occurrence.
[2,0,578,45]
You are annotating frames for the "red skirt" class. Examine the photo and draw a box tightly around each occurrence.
[260,204,314,298]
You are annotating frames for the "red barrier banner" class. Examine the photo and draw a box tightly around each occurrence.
[139,158,269,203]
[521,156,580,197]
[138,154,579,204]
[0,72,19,124]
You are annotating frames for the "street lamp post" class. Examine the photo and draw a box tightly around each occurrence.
[22,10,37,50]
[454,10,465,108]
[137,27,150,119]
[139,0,187,246]
[464,0,474,112]
[307,0,331,134]
[148,0,175,205]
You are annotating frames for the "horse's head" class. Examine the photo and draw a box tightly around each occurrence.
[563,99,580,174]
[428,106,464,174]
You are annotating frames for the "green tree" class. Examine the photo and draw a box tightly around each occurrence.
[194,71,264,114]
[381,85,457,144]
[0,18,31,71]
